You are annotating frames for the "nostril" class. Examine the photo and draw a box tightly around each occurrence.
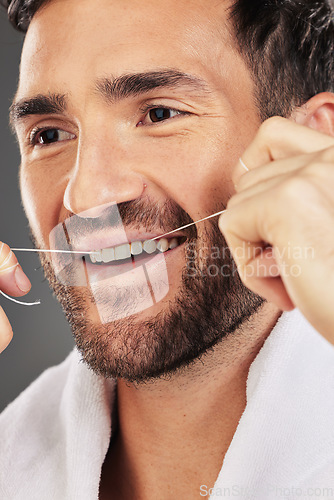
[63,176,148,215]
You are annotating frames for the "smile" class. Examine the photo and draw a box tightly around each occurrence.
[88,236,187,265]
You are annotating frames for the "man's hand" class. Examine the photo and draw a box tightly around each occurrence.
[219,117,334,345]
[0,243,31,353]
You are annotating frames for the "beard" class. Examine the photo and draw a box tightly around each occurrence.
[36,198,264,383]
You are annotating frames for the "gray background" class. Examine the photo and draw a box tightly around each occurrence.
[0,11,74,412]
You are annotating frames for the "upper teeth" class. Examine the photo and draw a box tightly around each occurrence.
[89,237,180,264]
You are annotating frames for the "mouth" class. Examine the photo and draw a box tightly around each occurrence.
[82,235,187,266]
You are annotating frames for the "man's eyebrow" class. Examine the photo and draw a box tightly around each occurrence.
[9,94,67,128]
[95,70,211,102]
[9,70,210,128]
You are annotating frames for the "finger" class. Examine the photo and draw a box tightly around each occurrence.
[228,171,290,209]
[218,188,301,303]
[236,147,334,193]
[232,161,334,213]
[242,273,295,311]
[218,211,295,310]
[0,305,13,354]
[245,117,334,166]
[218,204,296,310]
[219,186,303,267]
[235,152,315,193]
[0,243,32,297]
[243,248,295,310]
[232,117,334,185]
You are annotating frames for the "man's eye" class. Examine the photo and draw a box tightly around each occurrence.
[139,107,185,125]
[30,128,76,146]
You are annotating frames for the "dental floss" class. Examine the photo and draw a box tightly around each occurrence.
[239,157,249,172]
[0,290,41,307]
[0,249,97,307]
[151,158,249,241]
[150,210,228,241]
[11,248,98,255]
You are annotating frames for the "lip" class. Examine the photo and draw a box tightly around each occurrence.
[86,242,186,323]
[72,229,186,254]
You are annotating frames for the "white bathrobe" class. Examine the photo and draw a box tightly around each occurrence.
[1,309,334,499]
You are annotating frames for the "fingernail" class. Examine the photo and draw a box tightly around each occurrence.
[15,266,32,292]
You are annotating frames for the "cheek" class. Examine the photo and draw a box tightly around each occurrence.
[20,162,66,246]
[138,131,240,219]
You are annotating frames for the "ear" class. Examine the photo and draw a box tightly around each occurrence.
[291,92,334,137]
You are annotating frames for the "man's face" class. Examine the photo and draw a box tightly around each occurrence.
[13,0,264,381]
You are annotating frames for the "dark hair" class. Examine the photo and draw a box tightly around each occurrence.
[0,0,48,32]
[229,0,334,119]
[1,0,333,120]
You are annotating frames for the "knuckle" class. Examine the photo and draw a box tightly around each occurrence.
[0,243,11,262]
[302,162,329,180]
[276,176,315,204]
[226,194,239,209]
[0,243,17,273]
[319,145,334,163]
[258,116,286,140]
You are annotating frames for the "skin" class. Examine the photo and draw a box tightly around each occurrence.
[220,105,334,345]
[0,0,333,498]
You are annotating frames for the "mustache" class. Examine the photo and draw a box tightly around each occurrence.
[57,198,198,247]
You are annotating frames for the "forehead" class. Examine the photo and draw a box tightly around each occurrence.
[17,0,250,100]
[24,0,230,53]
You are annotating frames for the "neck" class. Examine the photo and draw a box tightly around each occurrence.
[101,303,281,499]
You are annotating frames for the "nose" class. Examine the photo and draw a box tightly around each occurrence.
[63,131,146,218]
